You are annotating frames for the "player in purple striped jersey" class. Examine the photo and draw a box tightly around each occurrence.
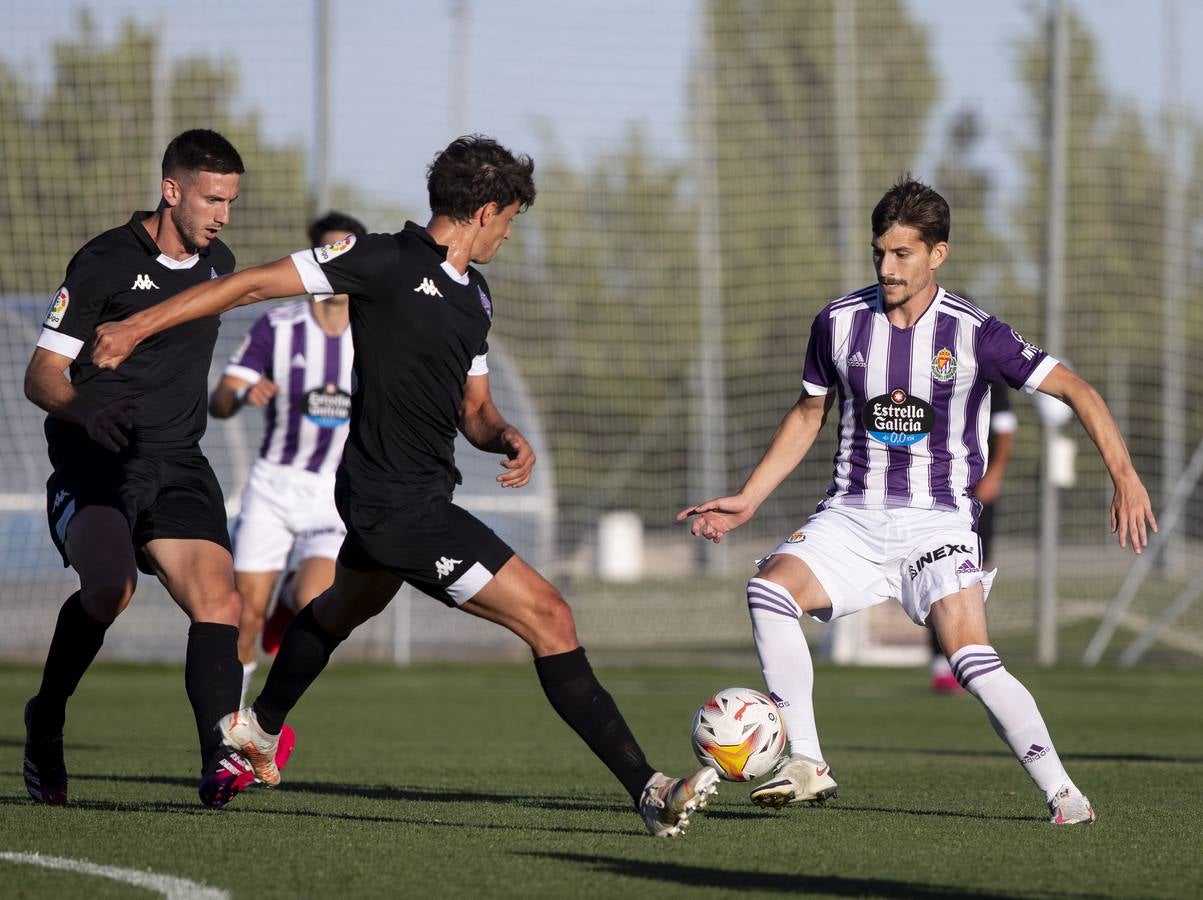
[679,177,1156,825]
[209,212,365,704]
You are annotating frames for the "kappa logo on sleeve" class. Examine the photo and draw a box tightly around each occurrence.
[316,234,356,262]
[44,286,69,329]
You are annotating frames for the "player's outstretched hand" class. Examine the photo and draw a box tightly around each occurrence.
[1111,471,1157,555]
[86,398,139,453]
[497,426,535,488]
[676,495,754,543]
[245,379,279,407]
[93,320,142,370]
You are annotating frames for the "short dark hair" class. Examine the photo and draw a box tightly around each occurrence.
[162,129,244,180]
[427,135,536,221]
[871,175,950,248]
[307,210,367,247]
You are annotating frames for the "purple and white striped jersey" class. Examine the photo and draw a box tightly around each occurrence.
[801,285,1058,520]
[225,300,353,476]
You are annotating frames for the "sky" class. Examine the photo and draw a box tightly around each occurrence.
[4,1,1200,218]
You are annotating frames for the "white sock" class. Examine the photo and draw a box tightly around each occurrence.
[240,660,258,708]
[949,644,1075,800]
[747,577,823,762]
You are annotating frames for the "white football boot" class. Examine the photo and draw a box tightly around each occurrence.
[1047,785,1096,825]
[218,707,282,786]
[639,767,720,837]
[749,754,838,808]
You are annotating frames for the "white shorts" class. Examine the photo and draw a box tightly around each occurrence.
[759,506,995,626]
[232,458,345,572]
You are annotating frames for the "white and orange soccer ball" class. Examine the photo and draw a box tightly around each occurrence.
[690,687,786,782]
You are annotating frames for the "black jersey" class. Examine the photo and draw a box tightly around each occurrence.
[37,212,235,452]
[290,222,493,503]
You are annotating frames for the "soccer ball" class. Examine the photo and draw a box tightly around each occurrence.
[690,687,786,782]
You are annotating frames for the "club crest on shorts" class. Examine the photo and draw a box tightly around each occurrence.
[785,531,806,543]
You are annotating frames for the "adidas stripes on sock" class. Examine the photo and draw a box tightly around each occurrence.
[949,644,1075,800]
[747,577,823,762]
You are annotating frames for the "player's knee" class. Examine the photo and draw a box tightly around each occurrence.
[80,574,137,622]
[527,587,578,646]
[192,588,243,626]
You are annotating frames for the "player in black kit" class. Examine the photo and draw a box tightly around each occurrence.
[92,135,719,836]
[23,129,292,809]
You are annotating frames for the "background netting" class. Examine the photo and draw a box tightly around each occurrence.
[1,0,1200,665]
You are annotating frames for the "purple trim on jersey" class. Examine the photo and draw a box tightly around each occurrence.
[304,332,343,473]
[843,307,875,503]
[926,312,960,510]
[962,347,992,508]
[234,315,274,373]
[941,293,988,322]
[885,324,914,504]
[259,389,278,460]
[278,321,307,466]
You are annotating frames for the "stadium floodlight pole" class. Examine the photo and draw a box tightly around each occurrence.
[314,0,332,215]
[692,7,726,574]
[1160,0,1186,576]
[1037,0,1069,667]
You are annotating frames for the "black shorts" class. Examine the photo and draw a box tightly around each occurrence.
[335,473,515,607]
[46,443,232,575]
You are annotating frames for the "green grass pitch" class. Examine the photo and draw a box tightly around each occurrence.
[0,661,1199,898]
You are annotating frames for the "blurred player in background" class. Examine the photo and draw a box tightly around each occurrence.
[209,211,365,704]
[92,135,719,835]
[679,176,1155,825]
[21,129,290,809]
[930,380,1016,693]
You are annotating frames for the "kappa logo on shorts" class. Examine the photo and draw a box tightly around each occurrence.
[51,490,70,513]
[435,556,462,579]
[908,543,975,580]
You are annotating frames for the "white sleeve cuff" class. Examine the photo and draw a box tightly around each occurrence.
[223,365,263,384]
[37,328,84,360]
[290,250,335,296]
[1023,356,1060,394]
[801,379,830,397]
[468,354,489,376]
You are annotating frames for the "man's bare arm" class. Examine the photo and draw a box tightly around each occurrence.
[93,257,304,370]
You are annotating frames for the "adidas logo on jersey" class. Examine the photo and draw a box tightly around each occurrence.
[414,278,443,298]
[291,353,307,368]
[131,274,159,290]
[848,351,867,368]
[956,559,979,575]
[435,556,462,579]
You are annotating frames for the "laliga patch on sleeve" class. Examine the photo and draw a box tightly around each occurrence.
[44,286,69,329]
[316,234,356,263]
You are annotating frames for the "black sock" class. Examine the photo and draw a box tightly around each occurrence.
[253,604,344,735]
[534,647,656,804]
[185,622,241,767]
[33,591,109,736]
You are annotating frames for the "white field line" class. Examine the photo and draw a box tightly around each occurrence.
[0,851,229,900]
